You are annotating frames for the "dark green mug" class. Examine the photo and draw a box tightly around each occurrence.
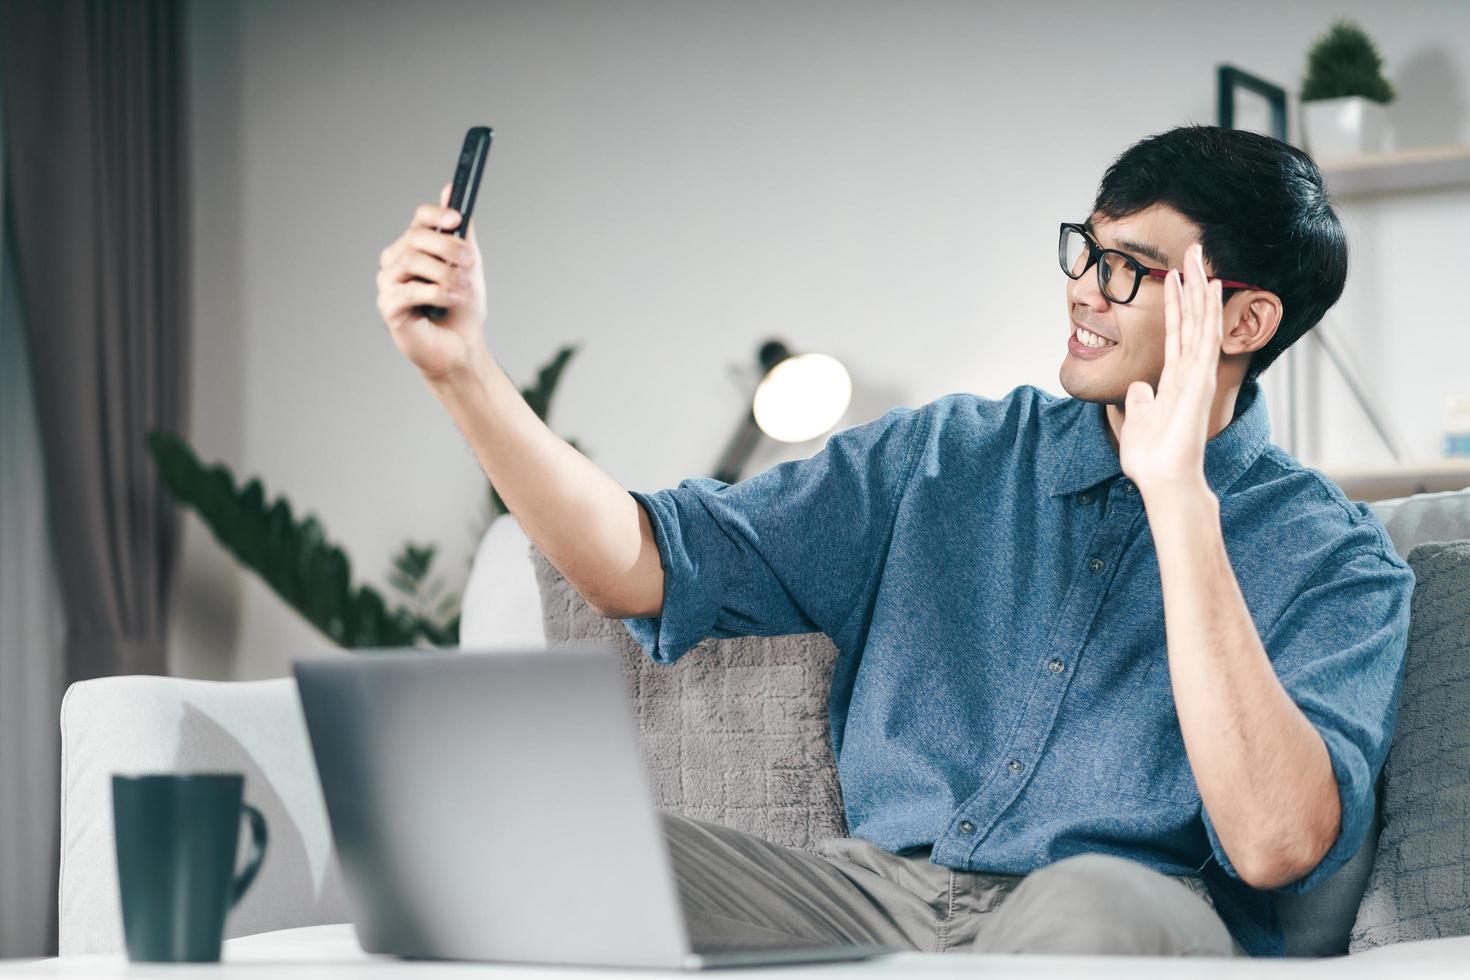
[111,772,268,962]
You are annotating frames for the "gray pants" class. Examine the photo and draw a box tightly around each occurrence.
[662,812,1245,957]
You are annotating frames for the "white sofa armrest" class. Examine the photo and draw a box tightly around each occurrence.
[459,514,545,650]
[58,676,349,954]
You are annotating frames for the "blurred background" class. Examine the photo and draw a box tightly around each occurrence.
[3,0,1468,959]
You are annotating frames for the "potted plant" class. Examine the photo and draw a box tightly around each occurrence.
[1299,19,1396,160]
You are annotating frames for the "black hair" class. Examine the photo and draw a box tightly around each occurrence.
[1089,125,1347,384]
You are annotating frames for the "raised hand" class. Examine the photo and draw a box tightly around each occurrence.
[376,182,489,383]
[1117,242,1223,497]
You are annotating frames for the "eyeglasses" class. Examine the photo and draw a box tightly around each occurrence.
[1058,222,1264,305]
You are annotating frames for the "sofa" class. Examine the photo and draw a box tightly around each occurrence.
[53,486,1470,969]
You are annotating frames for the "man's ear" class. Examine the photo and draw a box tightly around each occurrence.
[1224,292,1282,357]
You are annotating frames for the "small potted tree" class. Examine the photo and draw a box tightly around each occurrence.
[1300,19,1396,160]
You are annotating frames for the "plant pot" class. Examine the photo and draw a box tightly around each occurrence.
[1301,95,1389,160]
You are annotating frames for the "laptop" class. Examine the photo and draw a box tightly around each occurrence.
[293,645,894,970]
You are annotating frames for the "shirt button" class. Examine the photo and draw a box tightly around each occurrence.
[1088,556,1105,574]
[1122,480,1137,495]
[1079,492,1092,504]
[1007,759,1024,775]
[959,820,976,834]
[1047,658,1065,673]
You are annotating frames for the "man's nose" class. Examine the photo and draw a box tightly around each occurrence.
[1068,264,1111,310]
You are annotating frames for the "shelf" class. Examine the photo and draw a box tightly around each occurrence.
[1316,459,1470,502]
[1319,142,1470,198]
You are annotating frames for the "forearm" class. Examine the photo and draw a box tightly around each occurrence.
[427,345,664,619]
[1144,480,1339,889]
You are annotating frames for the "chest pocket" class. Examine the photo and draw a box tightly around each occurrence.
[1088,656,1202,805]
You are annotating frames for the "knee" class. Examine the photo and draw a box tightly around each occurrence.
[1008,854,1157,939]
[657,810,709,861]
[658,810,716,851]
[978,854,1230,956]
[1018,853,1150,905]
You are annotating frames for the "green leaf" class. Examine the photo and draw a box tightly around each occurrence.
[520,344,579,423]
[145,429,432,649]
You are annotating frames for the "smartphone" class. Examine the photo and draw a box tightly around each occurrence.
[419,125,494,321]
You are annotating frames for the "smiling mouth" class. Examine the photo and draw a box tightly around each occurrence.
[1071,322,1118,349]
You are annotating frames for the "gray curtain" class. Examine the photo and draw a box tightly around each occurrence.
[0,0,190,683]
[0,0,189,954]
[0,87,67,959]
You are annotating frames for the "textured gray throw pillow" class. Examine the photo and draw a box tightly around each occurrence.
[531,545,848,849]
[1350,540,1470,951]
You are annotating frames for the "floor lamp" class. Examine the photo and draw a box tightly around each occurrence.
[711,339,852,484]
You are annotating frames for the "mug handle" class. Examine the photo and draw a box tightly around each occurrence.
[230,803,269,907]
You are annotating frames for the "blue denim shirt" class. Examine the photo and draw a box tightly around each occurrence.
[620,378,1414,956]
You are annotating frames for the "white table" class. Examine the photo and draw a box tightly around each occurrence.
[5,924,1470,978]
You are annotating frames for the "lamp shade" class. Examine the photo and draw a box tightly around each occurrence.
[751,352,852,443]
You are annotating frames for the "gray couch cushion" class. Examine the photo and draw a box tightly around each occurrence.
[1350,540,1470,951]
[533,547,846,848]
[1368,487,1470,558]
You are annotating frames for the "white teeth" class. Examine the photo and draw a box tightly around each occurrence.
[1076,326,1117,349]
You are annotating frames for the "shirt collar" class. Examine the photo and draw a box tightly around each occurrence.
[1047,377,1272,499]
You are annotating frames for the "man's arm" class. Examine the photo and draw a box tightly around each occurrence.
[1114,244,1336,888]
[375,187,662,619]
[1145,481,1339,889]
[428,345,664,620]
[1117,243,1403,892]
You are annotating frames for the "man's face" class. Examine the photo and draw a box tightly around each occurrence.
[1059,203,1212,404]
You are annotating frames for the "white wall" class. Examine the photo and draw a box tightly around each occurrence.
[170,0,1470,680]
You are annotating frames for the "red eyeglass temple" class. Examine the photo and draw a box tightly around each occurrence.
[1143,268,1260,291]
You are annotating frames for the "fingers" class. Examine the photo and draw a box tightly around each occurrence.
[377,279,466,324]
[377,196,462,268]
[1209,278,1223,348]
[1191,244,1209,358]
[1163,267,1181,376]
[1177,245,1195,359]
[404,201,461,234]
[1191,244,1224,362]
[429,181,470,235]
[1172,243,1225,374]
[435,182,462,232]
[379,223,476,274]
[378,249,468,292]
[376,188,479,327]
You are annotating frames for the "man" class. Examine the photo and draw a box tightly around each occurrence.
[375,124,1414,957]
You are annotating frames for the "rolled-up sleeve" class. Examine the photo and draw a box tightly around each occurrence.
[1202,540,1415,892]
[619,404,931,665]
